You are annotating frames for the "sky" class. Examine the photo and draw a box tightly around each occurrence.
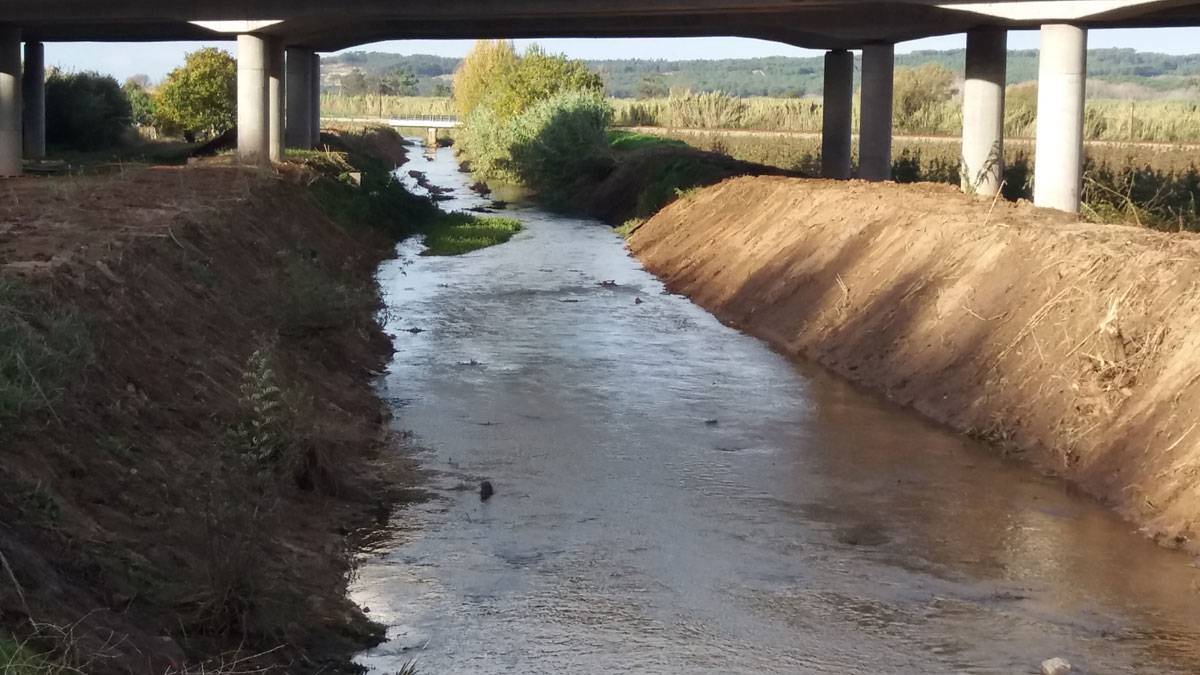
[41,27,1200,83]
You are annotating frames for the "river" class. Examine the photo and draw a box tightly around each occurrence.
[352,142,1200,674]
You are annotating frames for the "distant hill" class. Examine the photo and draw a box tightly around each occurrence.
[321,48,1200,98]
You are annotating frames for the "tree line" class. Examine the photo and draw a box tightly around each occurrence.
[323,47,1200,99]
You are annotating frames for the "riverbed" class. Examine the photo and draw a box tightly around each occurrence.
[353,142,1200,674]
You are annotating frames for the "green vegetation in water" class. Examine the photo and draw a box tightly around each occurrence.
[608,130,686,152]
[0,278,92,434]
[418,213,523,256]
[297,128,524,255]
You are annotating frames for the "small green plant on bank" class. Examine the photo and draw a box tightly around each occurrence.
[230,348,291,466]
[419,213,523,256]
[614,218,645,238]
[0,278,91,434]
[0,635,76,675]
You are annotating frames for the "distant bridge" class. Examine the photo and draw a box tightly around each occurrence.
[323,116,460,130]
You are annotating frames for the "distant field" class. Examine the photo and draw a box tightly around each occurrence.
[321,94,456,119]
[321,94,1200,145]
[646,128,1200,230]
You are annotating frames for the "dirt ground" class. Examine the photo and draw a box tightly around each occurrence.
[0,158,416,672]
[629,176,1200,551]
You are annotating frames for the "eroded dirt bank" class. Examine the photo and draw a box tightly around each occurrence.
[0,154,416,672]
[629,176,1200,549]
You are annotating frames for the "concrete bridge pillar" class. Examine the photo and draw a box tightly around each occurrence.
[21,40,43,160]
[1033,24,1087,213]
[310,52,321,147]
[285,47,313,149]
[0,27,21,177]
[821,49,853,180]
[961,28,1006,197]
[237,34,270,164]
[859,43,894,182]
[268,40,284,162]
[426,127,439,147]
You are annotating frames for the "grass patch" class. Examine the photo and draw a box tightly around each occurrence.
[275,254,380,336]
[0,278,91,433]
[418,213,523,256]
[634,157,730,218]
[608,129,686,152]
[614,218,645,238]
[0,633,70,675]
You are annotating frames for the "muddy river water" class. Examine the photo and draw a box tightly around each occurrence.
[353,143,1200,674]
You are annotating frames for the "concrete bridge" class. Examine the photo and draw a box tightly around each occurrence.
[2,1,1200,213]
[323,115,459,146]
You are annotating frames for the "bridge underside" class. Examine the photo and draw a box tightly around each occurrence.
[2,1,1200,49]
[2,0,1200,213]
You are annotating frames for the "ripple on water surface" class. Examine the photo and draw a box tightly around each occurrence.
[355,141,1200,674]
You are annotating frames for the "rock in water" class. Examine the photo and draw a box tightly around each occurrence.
[1040,657,1072,675]
[480,480,495,501]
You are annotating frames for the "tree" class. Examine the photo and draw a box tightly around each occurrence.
[379,67,419,96]
[124,74,152,90]
[154,47,237,140]
[340,69,370,96]
[452,40,518,118]
[891,63,956,130]
[487,45,605,120]
[637,74,669,99]
[123,81,157,127]
[45,72,132,149]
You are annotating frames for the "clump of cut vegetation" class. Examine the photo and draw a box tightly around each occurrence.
[418,213,523,256]
[0,279,91,433]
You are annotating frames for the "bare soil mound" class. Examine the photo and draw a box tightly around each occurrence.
[630,176,1200,549]
[1,164,413,672]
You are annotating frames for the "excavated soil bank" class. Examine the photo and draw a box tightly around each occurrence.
[0,159,416,672]
[629,176,1200,550]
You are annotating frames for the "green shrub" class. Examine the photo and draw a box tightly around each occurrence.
[505,90,615,194]
[457,104,519,183]
[0,278,91,433]
[123,81,157,127]
[44,71,132,150]
[892,63,956,133]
